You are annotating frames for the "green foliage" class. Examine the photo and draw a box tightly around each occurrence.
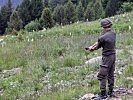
[30,0,43,20]
[0,0,12,35]
[7,11,23,33]
[81,0,89,8]
[63,56,80,67]
[124,65,133,77]
[127,38,133,45]
[94,0,104,19]
[0,13,2,34]
[64,0,77,24]
[17,0,32,27]
[105,0,119,17]
[84,2,95,21]
[40,8,54,29]
[0,11,133,99]
[25,20,41,32]
[116,65,133,88]
[53,5,66,25]
[76,1,84,21]
[122,2,133,12]
[44,0,50,8]
[117,50,131,60]
[49,0,61,10]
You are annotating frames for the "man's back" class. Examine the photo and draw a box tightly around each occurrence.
[99,30,116,56]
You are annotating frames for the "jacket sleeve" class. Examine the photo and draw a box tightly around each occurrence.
[96,37,104,49]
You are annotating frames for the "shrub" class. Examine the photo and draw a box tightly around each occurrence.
[25,20,41,32]
[63,56,80,67]
[122,2,133,12]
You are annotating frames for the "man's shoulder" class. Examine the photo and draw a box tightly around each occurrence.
[107,30,116,34]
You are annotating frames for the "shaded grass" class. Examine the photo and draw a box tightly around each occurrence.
[116,65,133,88]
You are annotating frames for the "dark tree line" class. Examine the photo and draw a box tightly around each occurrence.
[0,0,133,35]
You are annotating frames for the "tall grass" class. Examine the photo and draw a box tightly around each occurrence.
[0,12,133,99]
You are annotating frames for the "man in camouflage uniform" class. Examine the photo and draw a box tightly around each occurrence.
[86,18,116,99]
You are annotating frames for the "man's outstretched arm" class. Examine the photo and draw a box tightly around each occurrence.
[85,42,98,51]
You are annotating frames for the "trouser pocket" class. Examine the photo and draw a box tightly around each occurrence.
[97,65,108,80]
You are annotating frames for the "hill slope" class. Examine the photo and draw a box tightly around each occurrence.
[0,12,133,100]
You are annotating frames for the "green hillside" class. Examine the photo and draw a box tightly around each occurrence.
[0,12,133,100]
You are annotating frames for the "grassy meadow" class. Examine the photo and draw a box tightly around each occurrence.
[0,12,133,100]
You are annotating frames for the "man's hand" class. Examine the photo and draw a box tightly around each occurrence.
[85,42,98,51]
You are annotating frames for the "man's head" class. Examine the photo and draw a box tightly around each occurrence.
[101,18,112,29]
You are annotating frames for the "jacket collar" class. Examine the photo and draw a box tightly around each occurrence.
[103,28,111,34]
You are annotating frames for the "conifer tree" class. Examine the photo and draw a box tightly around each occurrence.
[44,0,50,8]
[94,0,104,19]
[0,0,12,34]
[7,11,23,31]
[84,2,95,21]
[81,0,88,8]
[0,13,2,34]
[64,0,77,24]
[50,0,61,11]
[102,0,108,9]
[53,5,66,25]
[31,0,43,20]
[105,0,119,17]
[76,1,84,21]
[18,0,31,27]
[39,8,54,29]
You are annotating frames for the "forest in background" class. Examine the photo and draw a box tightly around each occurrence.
[0,0,133,35]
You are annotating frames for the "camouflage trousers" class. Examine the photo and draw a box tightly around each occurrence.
[97,54,116,92]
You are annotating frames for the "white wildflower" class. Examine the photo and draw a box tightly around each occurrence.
[11,35,15,38]
[43,28,46,31]
[111,16,114,19]
[94,53,97,55]
[70,32,72,36]
[61,26,64,28]
[31,38,34,42]
[0,39,4,42]
[87,19,88,21]
[118,71,122,75]
[129,25,131,31]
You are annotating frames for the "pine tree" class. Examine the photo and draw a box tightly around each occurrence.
[31,0,43,20]
[0,13,3,34]
[94,0,104,19]
[102,0,108,9]
[61,0,69,4]
[64,0,77,24]
[7,0,12,13]
[81,0,89,8]
[0,0,12,35]
[76,1,84,21]
[84,2,95,21]
[44,0,50,8]
[105,0,119,17]
[7,11,23,31]
[53,5,65,25]
[39,8,54,29]
[18,0,31,27]
[50,0,61,11]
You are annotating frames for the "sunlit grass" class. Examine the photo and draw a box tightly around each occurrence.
[0,11,133,99]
